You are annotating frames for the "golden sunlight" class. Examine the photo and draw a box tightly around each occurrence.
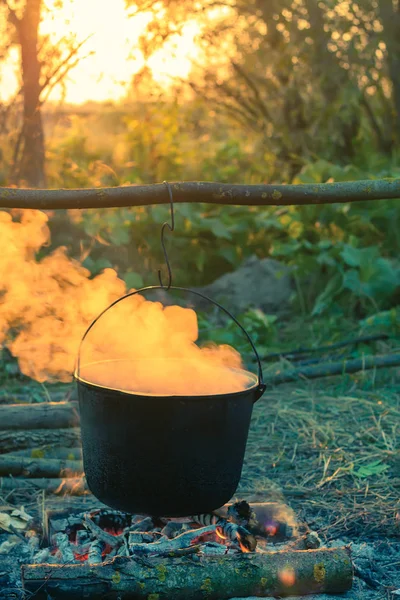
[0,0,201,104]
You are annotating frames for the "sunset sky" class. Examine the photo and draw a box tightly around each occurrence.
[0,0,201,104]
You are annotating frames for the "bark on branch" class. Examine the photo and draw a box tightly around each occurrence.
[0,476,87,494]
[265,353,400,387]
[21,547,353,599]
[0,428,81,453]
[0,455,83,477]
[0,402,79,430]
[0,179,399,209]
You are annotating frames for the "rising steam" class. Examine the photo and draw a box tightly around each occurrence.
[1,210,253,395]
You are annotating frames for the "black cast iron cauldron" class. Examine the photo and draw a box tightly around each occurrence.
[75,286,266,517]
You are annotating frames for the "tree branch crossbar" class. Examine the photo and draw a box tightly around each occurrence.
[0,179,399,209]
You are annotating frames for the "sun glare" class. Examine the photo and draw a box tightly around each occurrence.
[0,0,201,104]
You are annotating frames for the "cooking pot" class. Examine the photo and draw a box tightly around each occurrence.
[75,286,266,517]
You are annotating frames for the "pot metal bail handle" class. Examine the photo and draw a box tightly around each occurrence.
[75,286,266,402]
[177,287,267,402]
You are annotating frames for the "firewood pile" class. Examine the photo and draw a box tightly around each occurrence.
[0,401,354,599]
[0,401,85,495]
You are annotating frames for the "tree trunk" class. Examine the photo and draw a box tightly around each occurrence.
[14,0,46,187]
[378,0,400,142]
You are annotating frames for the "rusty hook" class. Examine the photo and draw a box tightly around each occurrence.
[158,181,175,290]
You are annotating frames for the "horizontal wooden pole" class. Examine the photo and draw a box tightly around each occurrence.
[21,548,353,599]
[0,179,399,209]
[0,402,79,430]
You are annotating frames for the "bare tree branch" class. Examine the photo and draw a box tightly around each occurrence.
[0,0,21,29]
[40,35,92,94]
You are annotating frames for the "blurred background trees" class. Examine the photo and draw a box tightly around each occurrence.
[0,0,90,186]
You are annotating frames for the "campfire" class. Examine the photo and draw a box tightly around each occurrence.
[0,495,353,598]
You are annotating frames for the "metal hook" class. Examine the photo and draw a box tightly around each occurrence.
[158,181,175,290]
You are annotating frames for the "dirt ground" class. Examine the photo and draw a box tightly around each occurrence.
[238,365,400,598]
[0,326,399,599]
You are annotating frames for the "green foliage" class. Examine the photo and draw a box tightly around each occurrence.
[352,460,389,479]
[2,98,397,320]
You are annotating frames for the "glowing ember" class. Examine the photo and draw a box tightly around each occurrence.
[279,566,296,587]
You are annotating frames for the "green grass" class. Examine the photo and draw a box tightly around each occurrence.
[240,367,400,541]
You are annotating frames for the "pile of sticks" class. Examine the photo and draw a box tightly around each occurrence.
[0,401,87,495]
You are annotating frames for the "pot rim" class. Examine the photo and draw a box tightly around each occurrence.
[75,358,259,399]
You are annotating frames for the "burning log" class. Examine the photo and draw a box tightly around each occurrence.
[128,524,218,556]
[190,515,257,552]
[0,402,79,430]
[0,456,83,478]
[0,476,87,495]
[0,428,81,453]
[83,514,124,549]
[22,547,353,599]
[88,539,103,564]
[215,501,296,541]
[54,532,78,564]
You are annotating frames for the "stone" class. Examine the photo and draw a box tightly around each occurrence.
[200,255,293,315]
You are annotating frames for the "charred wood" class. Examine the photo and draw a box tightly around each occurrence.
[88,539,103,564]
[128,524,218,556]
[0,428,81,453]
[0,455,83,477]
[0,402,79,430]
[83,514,124,549]
[215,501,295,541]
[22,547,353,599]
[54,532,77,564]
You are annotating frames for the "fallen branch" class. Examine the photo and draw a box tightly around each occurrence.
[22,547,353,598]
[261,333,390,362]
[265,353,400,387]
[8,447,82,460]
[0,428,81,453]
[0,455,83,477]
[0,402,79,430]
[0,476,87,495]
[1,179,399,209]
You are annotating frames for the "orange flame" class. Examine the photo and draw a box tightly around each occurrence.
[239,539,251,553]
